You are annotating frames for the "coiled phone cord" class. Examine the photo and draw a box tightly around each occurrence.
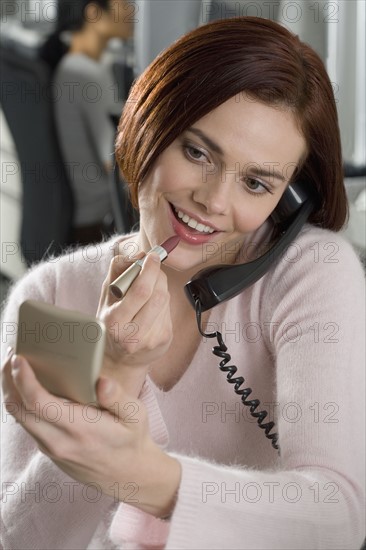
[195,298,280,452]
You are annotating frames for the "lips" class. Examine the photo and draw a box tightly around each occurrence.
[168,203,221,245]
[175,209,215,234]
[170,204,219,232]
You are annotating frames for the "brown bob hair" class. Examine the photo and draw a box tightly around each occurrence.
[116,16,348,230]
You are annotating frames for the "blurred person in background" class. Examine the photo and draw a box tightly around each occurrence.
[40,0,134,244]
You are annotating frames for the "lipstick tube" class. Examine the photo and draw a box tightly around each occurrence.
[109,245,168,300]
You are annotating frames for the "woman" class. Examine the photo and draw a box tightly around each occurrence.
[41,0,134,244]
[1,16,365,550]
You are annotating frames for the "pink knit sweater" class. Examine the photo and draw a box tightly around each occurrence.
[1,225,365,549]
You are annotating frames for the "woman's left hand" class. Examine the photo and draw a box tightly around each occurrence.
[2,351,181,518]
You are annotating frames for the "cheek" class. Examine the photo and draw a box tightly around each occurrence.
[137,168,163,209]
[136,184,150,211]
[140,164,170,196]
[233,200,275,234]
[147,148,193,195]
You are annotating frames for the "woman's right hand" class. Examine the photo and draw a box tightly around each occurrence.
[96,250,173,397]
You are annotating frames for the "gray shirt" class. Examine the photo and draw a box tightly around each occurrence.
[54,53,123,226]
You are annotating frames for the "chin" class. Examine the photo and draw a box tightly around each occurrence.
[164,252,219,277]
[164,257,195,273]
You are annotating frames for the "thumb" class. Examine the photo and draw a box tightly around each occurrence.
[97,377,117,406]
[97,376,146,426]
[96,376,129,414]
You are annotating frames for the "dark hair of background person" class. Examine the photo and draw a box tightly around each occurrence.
[116,16,348,232]
[39,0,110,71]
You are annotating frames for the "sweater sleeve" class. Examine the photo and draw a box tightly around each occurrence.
[0,254,170,550]
[109,228,365,550]
[0,262,118,550]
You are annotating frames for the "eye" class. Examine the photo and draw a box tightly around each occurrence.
[184,143,209,163]
[243,177,272,196]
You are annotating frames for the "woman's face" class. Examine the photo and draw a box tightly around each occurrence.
[138,95,307,273]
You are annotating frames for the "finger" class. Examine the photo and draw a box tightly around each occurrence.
[1,345,14,365]
[100,251,146,307]
[97,376,144,426]
[97,376,125,409]
[100,253,163,340]
[2,349,23,418]
[1,345,14,377]
[8,355,103,454]
[10,358,127,466]
[11,355,47,406]
[129,279,172,351]
[1,345,14,379]
[6,356,62,450]
[113,253,163,318]
[10,355,70,436]
[104,254,168,349]
[128,254,170,330]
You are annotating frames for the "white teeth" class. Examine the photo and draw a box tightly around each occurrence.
[175,208,215,234]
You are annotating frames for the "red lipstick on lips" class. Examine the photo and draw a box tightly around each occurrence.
[169,204,219,245]
[109,236,180,299]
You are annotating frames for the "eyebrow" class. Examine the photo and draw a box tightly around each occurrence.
[186,127,289,184]
[185,127,224,156]
[247,165,286,183]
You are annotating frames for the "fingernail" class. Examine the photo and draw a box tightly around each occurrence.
[6,346,14,358]
[11,355,22,375]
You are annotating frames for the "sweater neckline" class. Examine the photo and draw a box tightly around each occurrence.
[146,300,228,395]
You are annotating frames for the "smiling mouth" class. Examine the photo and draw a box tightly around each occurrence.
[171,205,216,234]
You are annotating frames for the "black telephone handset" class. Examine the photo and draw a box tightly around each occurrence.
[184,181,319,452]
[184,180,317,311]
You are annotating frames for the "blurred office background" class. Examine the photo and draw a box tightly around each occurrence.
[1,0,365,301]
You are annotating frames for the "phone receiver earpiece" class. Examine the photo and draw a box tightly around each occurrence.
[184,181,318,312]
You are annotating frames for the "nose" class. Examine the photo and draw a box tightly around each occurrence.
[192,170,231,216]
